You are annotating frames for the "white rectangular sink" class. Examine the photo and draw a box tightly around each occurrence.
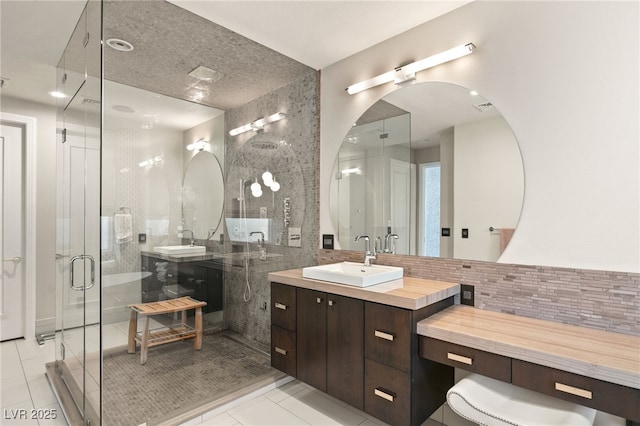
[153,245,206,255]
[302,262,403,287]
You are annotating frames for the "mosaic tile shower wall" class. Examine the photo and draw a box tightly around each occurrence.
[318,250,640,336]
[223,71,320,346]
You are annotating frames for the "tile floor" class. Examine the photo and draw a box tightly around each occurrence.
[1,327,626,426]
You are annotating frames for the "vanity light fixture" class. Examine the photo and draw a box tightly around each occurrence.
[187,138,209,151]
[346,43,476,95]
[229,112,286,136]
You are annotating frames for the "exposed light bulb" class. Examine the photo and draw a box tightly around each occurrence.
[251,181,261,193]
[262,170,273,186]
[251,188,263,198]
[271,180,280,192]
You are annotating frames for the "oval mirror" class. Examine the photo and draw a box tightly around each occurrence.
[330,82,524,262]
[182,151,224,239]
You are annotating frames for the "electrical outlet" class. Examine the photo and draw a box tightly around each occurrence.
[462,228,469,238]
[260,301,268,311]
[460,284,474,306]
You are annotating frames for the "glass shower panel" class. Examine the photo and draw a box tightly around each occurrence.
[381,112,412,255]
[54,0,102,424]
[332,111,411,253]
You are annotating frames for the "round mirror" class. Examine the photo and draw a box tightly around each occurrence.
[330,82,524,262]
[182,151,224,239]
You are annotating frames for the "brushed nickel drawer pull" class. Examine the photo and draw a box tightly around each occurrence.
[447,352,473,365]
[275,347,287,355]
[316,297,322,304]
[274,302,287,310]
[374,388,395,402]
[328,300,334,307]
[374,330,394,341]
[555,382,592,399]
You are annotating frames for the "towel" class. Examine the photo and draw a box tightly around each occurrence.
[499,228,515,254]
[114,213,133,243]
[446,373,596,426]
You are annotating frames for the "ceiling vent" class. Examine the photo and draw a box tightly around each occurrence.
[82,97,101,106]
[188,65,225,83]
[473,102,494,112]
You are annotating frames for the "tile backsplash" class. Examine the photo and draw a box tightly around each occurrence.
[318,250,640,336]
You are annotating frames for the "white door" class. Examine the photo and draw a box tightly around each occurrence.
[389,159,413,255]
[1,123,24,341]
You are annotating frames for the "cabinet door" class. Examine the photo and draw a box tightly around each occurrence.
[365,302,412,372]
[297,288,327,392]
[271,283,296,331]
[364,358,411,426]
[271,325,296,377]
[327,294,364,410]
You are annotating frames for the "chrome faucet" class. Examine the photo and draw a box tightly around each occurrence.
[183,229,195,246]
[250,231,265,245]
[355,235,377,266]
[384,233,399,254]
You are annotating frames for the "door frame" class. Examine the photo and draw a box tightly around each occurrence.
[1,112,37,340]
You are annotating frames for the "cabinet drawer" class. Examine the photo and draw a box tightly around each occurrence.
[364,359,411,426]
[271,283,296,331]
[419,337,511,382]
[271,325,296,377]
[512,359,640,422]
[365,303,411,372]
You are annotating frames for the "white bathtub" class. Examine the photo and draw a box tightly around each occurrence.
[102,271,152,323]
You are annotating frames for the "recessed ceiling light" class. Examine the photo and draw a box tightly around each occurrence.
[112,105,135,113]
[106,38,134,52]
[48,91,67,98]
[188,65,224,83]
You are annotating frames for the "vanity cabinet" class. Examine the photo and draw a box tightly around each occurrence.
[140,254,223,314]
[271,283,297,377]
[270,281,454,426]
[364,301,454,426]
[419,336,640,423]
[296,288,364,410]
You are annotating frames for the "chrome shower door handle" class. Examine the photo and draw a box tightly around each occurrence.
[70,254,96,291]
[3,256,21,263]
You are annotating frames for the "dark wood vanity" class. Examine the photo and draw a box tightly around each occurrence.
[268,270,459,426]
[417,305,640,425]
[140,252,224,314]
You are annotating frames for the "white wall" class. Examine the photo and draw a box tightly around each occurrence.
[1,96,57,333]
[320,1,639,272]
[454,116,524,261]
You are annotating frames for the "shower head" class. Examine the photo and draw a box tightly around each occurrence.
[250,139,279,150]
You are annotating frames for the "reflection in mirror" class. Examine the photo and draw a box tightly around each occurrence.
[183,151,225,239]
[227,132,304,247]
[330,82,524,262]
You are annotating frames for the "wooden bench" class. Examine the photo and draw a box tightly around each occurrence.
[127,297,207,364]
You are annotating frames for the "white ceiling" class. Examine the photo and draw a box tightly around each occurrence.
[0,1,469,107]
[167,1,472,70]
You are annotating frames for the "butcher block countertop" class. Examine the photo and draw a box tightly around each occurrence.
[268,269,459,310]
[417,305,640,389]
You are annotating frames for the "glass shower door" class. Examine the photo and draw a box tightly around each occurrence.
[55,1,102,424]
